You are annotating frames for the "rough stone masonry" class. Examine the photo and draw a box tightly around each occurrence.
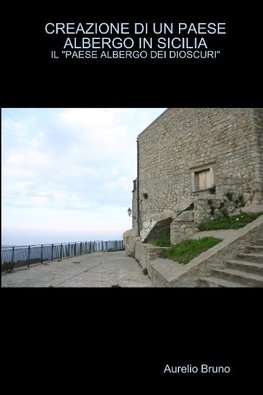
[124,108,263,252]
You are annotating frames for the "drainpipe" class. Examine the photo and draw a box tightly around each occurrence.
[136,137,140,236]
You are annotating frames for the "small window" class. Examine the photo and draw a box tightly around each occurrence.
[192,167,214,191]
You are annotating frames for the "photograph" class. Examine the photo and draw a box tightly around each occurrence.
[2,108,263,288]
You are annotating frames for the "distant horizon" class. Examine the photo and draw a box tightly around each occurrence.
[1,229,126,247]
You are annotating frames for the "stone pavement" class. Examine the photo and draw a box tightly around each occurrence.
[1,251,154,288]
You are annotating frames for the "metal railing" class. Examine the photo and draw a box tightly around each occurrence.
[1,240,124,271]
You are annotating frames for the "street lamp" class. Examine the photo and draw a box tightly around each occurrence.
[127,207,132,217]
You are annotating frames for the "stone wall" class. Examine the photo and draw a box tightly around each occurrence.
[251,109,263,205]
[132,179,138,230]
[134,241,167,269]
[123,229,139,257]
[135,108,263,235]
[170,211,198,245]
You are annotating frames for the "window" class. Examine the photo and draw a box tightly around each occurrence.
[192,167,214,192]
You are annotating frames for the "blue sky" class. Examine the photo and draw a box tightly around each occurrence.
[2,108,165,245]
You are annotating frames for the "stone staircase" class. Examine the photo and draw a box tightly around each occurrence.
[199,239,263,287]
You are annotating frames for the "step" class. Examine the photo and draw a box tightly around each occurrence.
[245,245,263,253]
[198,276,247,288]
[237,252,263,264]
[255,239,263,246]
[225,259,263,275]
[211,268,263,287]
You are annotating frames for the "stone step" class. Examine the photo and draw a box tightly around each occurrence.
[198,276,247,288]
[237,252,263,264]
[211,268,263,287]
[245,245,263,253]
[225,259,263,275]
[255,239,263,246]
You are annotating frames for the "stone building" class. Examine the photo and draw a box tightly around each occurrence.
[125,108,263,250]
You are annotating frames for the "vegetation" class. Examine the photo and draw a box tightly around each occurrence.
[2,262,14,272]
[160,237,222,264]
[2,259,42,272]
[143,267,148,275]
[225,192,234,202]
[148,237,171,247]
[198,212,263,231]
[111,284,121,288]
[209,185,216,194]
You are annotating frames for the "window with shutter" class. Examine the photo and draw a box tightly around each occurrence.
[192,167,215,192]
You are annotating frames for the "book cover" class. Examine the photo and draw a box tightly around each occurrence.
[1,2,262,391]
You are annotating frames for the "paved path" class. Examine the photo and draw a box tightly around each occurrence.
[1,251,153,288]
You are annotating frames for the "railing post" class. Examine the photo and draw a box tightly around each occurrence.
[51,244,54,261]
[41,244,43,263]
[60,243,63,259]
[11,246,15,264]
[68,243,70,257]
[28,245,31,267]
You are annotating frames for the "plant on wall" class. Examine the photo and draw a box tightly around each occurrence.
[206,191,246,221]
[143,193,148,199]
[209,185,216,194]
[225,192,233,202]
[207,199,216,216]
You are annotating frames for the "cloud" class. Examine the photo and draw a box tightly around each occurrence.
[2,108,165,242]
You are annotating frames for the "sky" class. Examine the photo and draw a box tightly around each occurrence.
[2,108,165,245]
